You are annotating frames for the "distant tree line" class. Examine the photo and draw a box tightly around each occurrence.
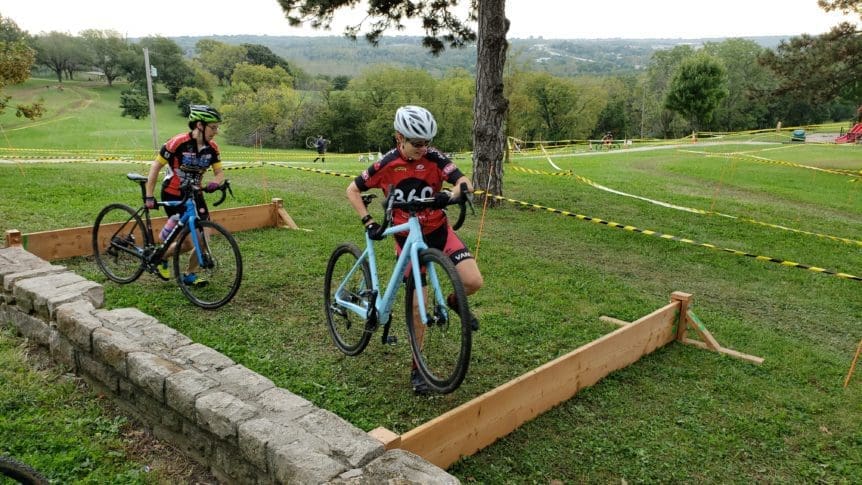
[1,2,859,152]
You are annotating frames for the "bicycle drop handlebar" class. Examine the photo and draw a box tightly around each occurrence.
[374,182,474,232]
[125,173,233,208]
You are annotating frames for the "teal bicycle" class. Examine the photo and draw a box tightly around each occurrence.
[324,184,474,394]
[92,173,242,309]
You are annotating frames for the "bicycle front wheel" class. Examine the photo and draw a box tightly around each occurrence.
[324,243,373,356]
[0,455,49,484]
[92,203,147,284]
[405,248,471,394]
[174,221,242,309]
[305,136,317,149]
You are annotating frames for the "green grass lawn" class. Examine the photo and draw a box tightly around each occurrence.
[1,80,861,483]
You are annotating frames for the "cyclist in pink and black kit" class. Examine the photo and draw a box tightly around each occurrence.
[346,105,483,395]
[144,104,225,286]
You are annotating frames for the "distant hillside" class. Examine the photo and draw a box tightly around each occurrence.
[166,35,789,78]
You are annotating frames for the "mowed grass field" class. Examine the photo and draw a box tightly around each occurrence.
[1,79,861,483]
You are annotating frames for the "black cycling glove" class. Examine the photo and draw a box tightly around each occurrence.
[366,222,386,240]
[431,192,452,209]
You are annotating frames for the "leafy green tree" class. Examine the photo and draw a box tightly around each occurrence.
[704,38,775,131]
[187,59,217,101]
[80,29,128,86]
[331,75,351,90]
[139,36,194,98]
[196,39,247,85]
[63,35,91,80]
[314,91,368,153]
[242,43,293,75]
[221,82,302,148]
[176,87,209,116]
[0,14,43,119]
[759,24,861,106]
[432,68,474,152]
[278,0,508,199]
[665,54,728,133]
[593,76,634,139]
[507,71,605,142]
[34,31,81,82]
[644,45,695,137]
[230,63,292,92]
[119,88,149,119]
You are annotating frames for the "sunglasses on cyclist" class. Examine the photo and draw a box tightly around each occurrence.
[406,138,431,148]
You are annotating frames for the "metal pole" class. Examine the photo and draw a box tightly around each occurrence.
[143,48,158,150]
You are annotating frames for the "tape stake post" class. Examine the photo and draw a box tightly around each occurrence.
[844,337,862,388]
[473,161,496,263]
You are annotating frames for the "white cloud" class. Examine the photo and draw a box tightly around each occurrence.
[0,0,857,39]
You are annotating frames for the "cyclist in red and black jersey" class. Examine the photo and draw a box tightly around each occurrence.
[144,105,225,285]
[347,105,484,395]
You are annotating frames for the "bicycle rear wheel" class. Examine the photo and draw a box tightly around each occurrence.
[92,203,147,284]
[324,243,373,356]
[174,220,242,309]
[405,248,471,394]
[0,455,49,484]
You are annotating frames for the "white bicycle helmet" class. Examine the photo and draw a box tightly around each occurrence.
[394,105,438,140]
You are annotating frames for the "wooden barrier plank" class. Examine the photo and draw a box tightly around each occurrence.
[398,301,680,468]
[15,203,276,261]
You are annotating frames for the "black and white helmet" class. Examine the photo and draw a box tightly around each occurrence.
[394,105,437,140]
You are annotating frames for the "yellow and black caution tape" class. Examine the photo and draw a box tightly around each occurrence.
[681,150,860,178]
[266,162,355,179]
[473,189,862,283]
[509,164,862,247]
[222,162,266,172]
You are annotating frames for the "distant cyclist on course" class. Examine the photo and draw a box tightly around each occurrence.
[313,135,328,163]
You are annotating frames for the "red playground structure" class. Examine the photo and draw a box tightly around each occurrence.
[835,122,862,143]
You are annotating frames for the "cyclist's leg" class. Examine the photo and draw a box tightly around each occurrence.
[406,248,471,394]
[182,193,210,283]
[440,225,482,329]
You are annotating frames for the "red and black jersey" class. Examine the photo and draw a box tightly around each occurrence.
[158,132,221,196]
[355,146,464,233]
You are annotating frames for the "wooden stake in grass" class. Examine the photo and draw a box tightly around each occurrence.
[844,337,862,388]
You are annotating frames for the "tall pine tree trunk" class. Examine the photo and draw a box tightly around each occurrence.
[472,0,508,203]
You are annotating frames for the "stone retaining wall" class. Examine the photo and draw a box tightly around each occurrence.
[0,246,457,484]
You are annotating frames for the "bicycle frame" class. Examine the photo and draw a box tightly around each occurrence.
[334,215,446,330]
[153,197,206,267]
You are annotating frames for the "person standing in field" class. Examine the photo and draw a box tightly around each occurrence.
[313,135,328,163]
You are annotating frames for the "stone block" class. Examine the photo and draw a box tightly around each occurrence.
[12,272,102,318]
[165,369,220,421]
[48,328,76,372]
[173,342,234,372]
[77,352,120,393]
[297,408,384,468]
[127,351,185,403]
[196,391,258,440]
[6,306,51,345]
[344,449,459,484]
[55,300,102,352]
[257,387,315,422]
[217,364,275,400]
[213,442,264,484]
[92,327,143,375]
[270,437,347,484]
[3,264,67,291]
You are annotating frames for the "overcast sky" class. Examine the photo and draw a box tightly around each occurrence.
[0,0,857,40]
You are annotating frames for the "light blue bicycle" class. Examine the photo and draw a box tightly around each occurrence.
[324,185,474,394]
